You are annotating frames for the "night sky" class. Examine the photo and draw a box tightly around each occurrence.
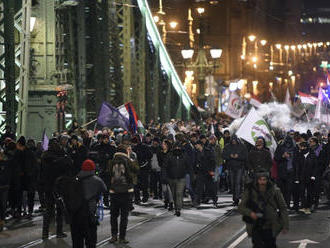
[304,0,330,8]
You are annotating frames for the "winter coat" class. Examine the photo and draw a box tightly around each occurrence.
[248,147,273,172]
[164,152,192,180]
[208,142,223,166]
[302,147,323,182]
[238,181,289,237]
[0,159,11,190]
[95,143,116,173]
[159,150,170,184]
[274,137,296,179]
[108,152,139,194]
[68,143,88,174]
[132,143,153,171]
[222,139,248,170]
[292,150,306,182]
[41,150,73,193]
[77,170,107,214]
[195,147,217,175]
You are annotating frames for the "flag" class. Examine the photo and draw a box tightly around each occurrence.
[250,95,262,108]
[118,102,139,133]
[314,87,330,124]
[41,129,49,151]
[270,91,278,102]
[236,108,277,155]
[291,98,305,118]
[225,92,244,119]
[97,102,129,130]
[137,120,145,134]
[298,91,318,105]
[285,88,292,107]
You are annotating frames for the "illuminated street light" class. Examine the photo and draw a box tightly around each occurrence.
[252,56,258,63]
[284,45,289,51]
[153,15,160,23]
[297,44,302,49]
[197,7,205,15]
[210,49,222,59]
[291,45,296,51]
[275,44,281,49]
[288,70,293,76]
[248,35,256,42]
[169,21,178,29]
[181,49,194,59]
[303,44,307,49]
[260,40,267,46]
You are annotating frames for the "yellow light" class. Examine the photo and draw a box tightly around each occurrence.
[275,44,281,49]
[269,66,274,71]
[318,42,323,47]
[327,42,330,46]
[241,54,245,60]
[252,56,258,63]
[260,40,267,46]
[297,44,302,49]
[303,44,307,49]
[252,80,258,87]
[269,82,273,88]
[313,43,317,47]
[284,45,289,50]
[253,64,257,69]
[197,7,205,15]
[185,70,194,77]
[244,93,251,99]
[248,35,256,42]
[308,43,313,48]
[291,45,296,50]
[169,21,178,29]
[288,70,293,76]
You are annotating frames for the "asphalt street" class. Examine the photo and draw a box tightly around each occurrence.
[1,196,329,248]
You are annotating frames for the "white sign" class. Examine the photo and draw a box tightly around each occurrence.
[225,92,244,119]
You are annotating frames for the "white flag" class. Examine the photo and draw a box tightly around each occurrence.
[236,108,277,155]
[225,92,244,119]
[285,88,292,107]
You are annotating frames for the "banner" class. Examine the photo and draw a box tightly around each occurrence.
[236,108,277,155]
[225,92,244,119]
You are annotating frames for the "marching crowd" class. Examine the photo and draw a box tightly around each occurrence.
[0,118,329,247]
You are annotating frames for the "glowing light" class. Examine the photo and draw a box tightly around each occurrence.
[260,40,267,46]
[288,70,293,76]
[244,93,251,99]
[303,44,307,49]
[284,45,289,51]
[297,44,302,49]
[291,45,296,50]
[169,21,178,29]
[30,17,36,32]
[229,83,238,91]
[181,49,194,59]
[241,54,245,60]
[197,7,205,15]
[237,79,245,89]
[269,66,274,71]
[252,56,258,63]
[153,15,160,23]
[210,49,223,59]
[253,64,257,69]
[248,35,256,42]
[308,43,313,48]
[269,82,273,88]
[275,44,281,49]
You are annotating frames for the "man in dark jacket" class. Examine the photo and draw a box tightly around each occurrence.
[108,144,139,244]
[274,135,297,207]
[165,142,192,216]
[247,137,272,173]
[193,140,217,207]
[70,159,107,248]
[223,136,248,205]
[41,138,73,240]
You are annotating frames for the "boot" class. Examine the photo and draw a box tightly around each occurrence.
[168,203,174,211]
[0,220,5,232]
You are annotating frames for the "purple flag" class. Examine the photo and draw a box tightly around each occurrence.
[97,102,129,130]
[41,129,49,151]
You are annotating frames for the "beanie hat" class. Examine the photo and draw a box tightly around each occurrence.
[17,136,26,146]
[255,168,270,179]
[81,159,96,171]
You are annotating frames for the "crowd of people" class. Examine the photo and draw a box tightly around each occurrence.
[0,117,329,247]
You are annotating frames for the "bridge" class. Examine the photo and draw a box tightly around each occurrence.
[0,0,194,139]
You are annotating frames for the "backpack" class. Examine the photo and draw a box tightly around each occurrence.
[110,156,131,193]
[55,174,93,222]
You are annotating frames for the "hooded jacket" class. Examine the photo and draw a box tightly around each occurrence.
[238,181,289,237]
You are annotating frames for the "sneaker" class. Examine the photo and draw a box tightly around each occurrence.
[56,232,67,238]
[109,236,118,243]
[304,208,311,215]
[119,238,129,244]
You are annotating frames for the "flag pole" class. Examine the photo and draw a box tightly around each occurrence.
[81,118,97,128]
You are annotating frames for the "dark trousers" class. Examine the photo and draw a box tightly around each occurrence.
[134,170,149,202]
[168,178,186,211]
[195,174,217,204]
[37,184,46,209]
[42,192,64,236]
[150,171,162,198]
[277,173,294,207]
[70,206,97,248]
[292,182,301,210]
[0,188,8,220]
[110,193,130,239]
[252,228,276,248]
[230,167,244,202]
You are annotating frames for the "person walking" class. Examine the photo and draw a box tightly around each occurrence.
[108,144,139,244]
[238,169,289,248]
[70,159,107,248]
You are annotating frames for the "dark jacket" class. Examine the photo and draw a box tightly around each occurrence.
[159,150,170,184]
[41,150,73,193]
[195,146,217,175]
[274,137,296,179]
[292,149,306,182]
[164,152,192,180]
[0,160,11,190]
[132,143,153,170]
[302,146,322,182]
[222,137,248,170]
[68,144,88,174]
[248,147,272,172]
[77,170,107,214]
[238,181,289,237]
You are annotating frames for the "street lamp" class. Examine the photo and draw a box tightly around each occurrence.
[197,7,205,15]
[169,21,178,29]
[181,49,194,60]
[210,49,222,59]
[248,35,256,42]
[260,40,267,46]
